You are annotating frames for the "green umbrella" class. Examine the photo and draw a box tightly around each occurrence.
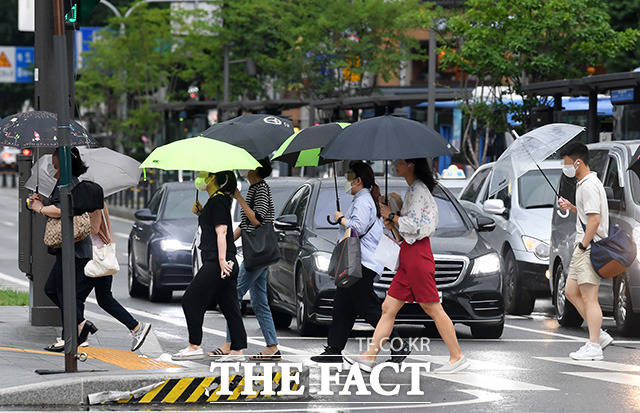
[140,136,261,174]
[272,122,350,167]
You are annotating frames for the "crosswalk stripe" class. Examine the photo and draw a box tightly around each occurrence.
[563,372,640,387]
[407,355,522,371]
[421,372,558,391]
[535,357,640,372]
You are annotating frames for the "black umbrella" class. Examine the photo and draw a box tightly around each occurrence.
[200,114,293,159]
[628,146,640,179]
[320,116,455,217]
[0,111,97,149]
[272,122,350,224]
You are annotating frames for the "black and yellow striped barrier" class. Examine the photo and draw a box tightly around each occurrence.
[111,372,301,404]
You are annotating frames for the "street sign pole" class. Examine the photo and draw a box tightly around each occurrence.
[52,0,78,373]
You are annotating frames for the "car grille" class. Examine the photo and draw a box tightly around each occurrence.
[373,254,469,290]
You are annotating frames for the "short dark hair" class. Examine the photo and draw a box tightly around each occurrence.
[54,147,89,177]
[212,170,237,195]
[560,142,589,166]
[256,158,272,179]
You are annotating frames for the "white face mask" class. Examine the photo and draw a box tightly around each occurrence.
[562,160,578,178]
[344,180,354,194]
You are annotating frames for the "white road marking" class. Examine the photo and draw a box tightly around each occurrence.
[504,323,584,341]
[536,357,640,372]
[114,232,129,239]
[2,221,15,227]
[421,371,558,391]
[408,355,522,371]
[563,371,640,387]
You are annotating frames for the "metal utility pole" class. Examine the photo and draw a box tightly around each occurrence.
[53,0,78,373]
[223,45,230,103]
[427,28,436,129]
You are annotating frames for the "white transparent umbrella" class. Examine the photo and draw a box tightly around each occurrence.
[25,147,141,198]
[487,123,585,198]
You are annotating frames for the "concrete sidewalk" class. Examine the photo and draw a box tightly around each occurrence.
[0,306,308,406]
[0,306,210,406]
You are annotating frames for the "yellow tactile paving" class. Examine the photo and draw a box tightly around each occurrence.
[81,347,179,370]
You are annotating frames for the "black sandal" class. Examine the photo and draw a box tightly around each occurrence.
[249,350,282,361]
[208,348,230,357]
[78,320,98,345]
[44,339,64,353]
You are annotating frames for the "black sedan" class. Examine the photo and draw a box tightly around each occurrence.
[128,182,207,302]
[268,177,505,338]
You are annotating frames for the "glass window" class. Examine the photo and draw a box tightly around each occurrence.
[604,157,620,189]
[281,186,307,217]
[460,168,490,202]
[147,189,163,215]
[294,188,310,226]
[590,150,609,177]
[162,189,208,220]
[518,169,562,209]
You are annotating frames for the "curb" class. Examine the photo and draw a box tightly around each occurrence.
[0,366,310,406]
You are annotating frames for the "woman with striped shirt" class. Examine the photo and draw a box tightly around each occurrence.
[211,159,281,361]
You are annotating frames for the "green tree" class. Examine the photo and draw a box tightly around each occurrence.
[439,0,639,167]
[605,0,640,73]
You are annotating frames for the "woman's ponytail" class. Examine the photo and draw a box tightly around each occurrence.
[348,161,381,218]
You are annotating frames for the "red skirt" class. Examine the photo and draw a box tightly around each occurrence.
[387,237,439,303]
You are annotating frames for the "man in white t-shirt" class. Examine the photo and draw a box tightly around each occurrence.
[558,142,613,361]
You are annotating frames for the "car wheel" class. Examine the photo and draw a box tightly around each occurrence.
[502,248,535,315]
[554,263,583,327]
[127,248,146,298]
[614,276,640,336]
[295,268,314,336]
[470,322,504,339]
[148,254,172,302]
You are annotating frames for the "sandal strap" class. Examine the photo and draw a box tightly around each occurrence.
[208,348,226,356]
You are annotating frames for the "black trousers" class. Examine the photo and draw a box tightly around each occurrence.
[182,258,247,350]
[87,276,138,331]
[44,254,92,334]
[328,266,401,351]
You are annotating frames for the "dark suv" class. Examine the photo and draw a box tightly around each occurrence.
[550,141,640,335]
[267,177,505,339]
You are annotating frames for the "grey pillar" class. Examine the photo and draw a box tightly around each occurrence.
[427,28,436,129]
[587,89,599,143]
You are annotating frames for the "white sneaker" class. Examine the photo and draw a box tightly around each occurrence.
[433,356,471,374]
[600,330,614,350]
[570,342,603,361]
[343,353,375,373]
[171,346,205,361]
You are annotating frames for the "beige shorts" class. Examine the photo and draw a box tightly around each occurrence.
[568,245,601,286]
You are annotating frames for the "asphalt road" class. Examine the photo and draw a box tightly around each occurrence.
[1,187,640,412]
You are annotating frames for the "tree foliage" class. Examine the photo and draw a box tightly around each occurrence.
[439,0,639,167]
[76,0,434,151]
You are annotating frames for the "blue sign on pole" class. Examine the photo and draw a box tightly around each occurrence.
[75,27,103,70]
[15,46,34,83]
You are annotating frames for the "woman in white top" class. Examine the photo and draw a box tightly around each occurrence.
[344,158,469,374]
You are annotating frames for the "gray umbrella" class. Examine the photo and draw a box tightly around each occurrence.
[25,147,141,198]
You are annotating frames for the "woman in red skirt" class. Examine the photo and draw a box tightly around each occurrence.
[344,158,469,374]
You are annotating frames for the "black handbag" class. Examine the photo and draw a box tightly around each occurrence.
[71,180,104,215]
[328,222,375,289]
[242,223,280,271]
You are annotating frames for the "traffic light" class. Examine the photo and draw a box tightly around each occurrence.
[21,148,32,156]
[65,0,100,26]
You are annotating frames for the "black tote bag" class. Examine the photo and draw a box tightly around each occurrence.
[242,222,280,271]
[328,222,375,289]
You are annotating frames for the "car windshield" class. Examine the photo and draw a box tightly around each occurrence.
[163,189,208,220]
[518,169,562,209]
[233,185,296,221]
[314,185,467,232]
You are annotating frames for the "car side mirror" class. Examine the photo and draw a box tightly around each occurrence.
[476,216,496,232]
[274,214,299,231]
[483,199,507,216]
[135,208,156,221]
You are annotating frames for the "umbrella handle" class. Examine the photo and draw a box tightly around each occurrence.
[326,215,339,226]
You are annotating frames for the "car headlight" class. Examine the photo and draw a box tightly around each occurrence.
[160,239,192,251]
[471,253,501,276]
[522,235,550,260]
[313,252,332,272]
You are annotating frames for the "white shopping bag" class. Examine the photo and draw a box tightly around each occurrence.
[374,234,400,271]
